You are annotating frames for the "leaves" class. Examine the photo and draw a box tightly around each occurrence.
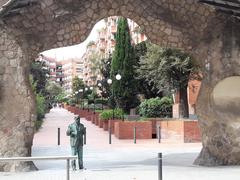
[111,17,139,112]
[139,97,173,118]
[137,42,201,92]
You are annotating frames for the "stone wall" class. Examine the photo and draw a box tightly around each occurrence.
[0,0,239,171]
[0,28,36,171]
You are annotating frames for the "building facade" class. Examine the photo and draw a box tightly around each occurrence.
[62,58,84,93]
[38,54,63,86]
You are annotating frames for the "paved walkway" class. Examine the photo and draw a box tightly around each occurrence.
[1,107,240,180]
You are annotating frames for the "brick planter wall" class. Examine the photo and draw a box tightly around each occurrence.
[114,121,152,139]
[102,120,109,131]
[98,118,103,128]
[184,121,201,143]
[156,120,201,143]
[108,119,122,134]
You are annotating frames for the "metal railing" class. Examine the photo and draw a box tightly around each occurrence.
[0,156,77,180]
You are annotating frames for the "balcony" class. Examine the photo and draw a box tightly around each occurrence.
[99,32,106,39]
[111,25,117,33]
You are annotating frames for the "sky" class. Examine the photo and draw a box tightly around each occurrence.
[42,20,105,61]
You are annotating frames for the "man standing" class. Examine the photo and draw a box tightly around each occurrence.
[66,115,86,170]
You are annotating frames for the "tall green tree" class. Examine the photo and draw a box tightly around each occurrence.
[134,41,162,99]
[111,17,139,113]
[45,81,64,105]
[138,43,201,118]
[72,76,85,104]
[99,55,112,98]
[30,61,49,94]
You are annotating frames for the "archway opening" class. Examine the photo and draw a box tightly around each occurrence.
[30,16,202,171]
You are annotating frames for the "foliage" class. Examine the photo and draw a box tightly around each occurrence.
[139,97,173,118]
[36,93,46,121]
[72,77,85,93]
[89,51,102,83]
[87,41,95,47]
[137,42,201,117]
[99,108,124,120]
[134,41,162,99]
[45,81,64,106]
[72,76,85,103]
[95,98,108,105]
[30,61,49,94]
[30,63,49,131]
[111,17,139,112]
[98,55,112,98]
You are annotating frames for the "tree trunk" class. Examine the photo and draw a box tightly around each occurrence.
[179,85,189,118]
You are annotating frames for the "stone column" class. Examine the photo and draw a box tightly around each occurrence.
[0,28,37,171]
[194,19,240,165]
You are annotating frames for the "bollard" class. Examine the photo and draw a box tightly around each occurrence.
[158,153,162,180]
[66,159,70,180]
[158,125,161,143]
[84,127,86,144]
[58,128,60,146]
[109,128,112,144]
[134,127,136,144]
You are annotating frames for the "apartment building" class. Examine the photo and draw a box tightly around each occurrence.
[82,42,100,87]
[82,16,147,87]
[38,54,63,86]
[62,58,84,93]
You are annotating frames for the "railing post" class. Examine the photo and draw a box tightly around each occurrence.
[84,127,86,145]
[158,153,162,180]
[58,128,60,146]
[66,159,70,180]
[158,125,161,143]
[109,125,112,144]
[133,127,136,144]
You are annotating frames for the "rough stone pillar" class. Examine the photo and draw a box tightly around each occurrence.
[0,28,37,171]
[194,18,240,165]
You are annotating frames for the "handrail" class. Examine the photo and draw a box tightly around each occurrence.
[0,155,77,162]
[0,155,78,180]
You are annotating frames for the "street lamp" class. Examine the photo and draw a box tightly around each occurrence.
[107,74,121,144]
[116,73,121,81]
[85,87,89,111]
[97,82,103,111]
[89,86,95,114]
[79,89,83,109]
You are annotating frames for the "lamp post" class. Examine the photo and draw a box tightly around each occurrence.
[79,89,83,109]
[107,74,121,144]
[98,82,103,111]
[90,86,95,114]
[85,87,89,111]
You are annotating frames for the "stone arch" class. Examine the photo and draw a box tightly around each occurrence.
[0,0,240,171]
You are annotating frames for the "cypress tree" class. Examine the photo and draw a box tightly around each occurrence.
[111,17,139,113]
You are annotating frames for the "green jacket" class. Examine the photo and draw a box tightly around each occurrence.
[66,122,86,147]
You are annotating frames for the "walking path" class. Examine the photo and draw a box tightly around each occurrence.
[1,107,240,180]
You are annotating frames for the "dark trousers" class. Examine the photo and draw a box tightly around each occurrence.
[71,146,83,170]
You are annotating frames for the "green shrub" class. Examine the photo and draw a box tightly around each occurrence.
[35,94,46,131]
[100,108,124,120]
[36,94,46,121]
[95,98,108,105]
[139,97,173,118]
[35,120,43,131]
